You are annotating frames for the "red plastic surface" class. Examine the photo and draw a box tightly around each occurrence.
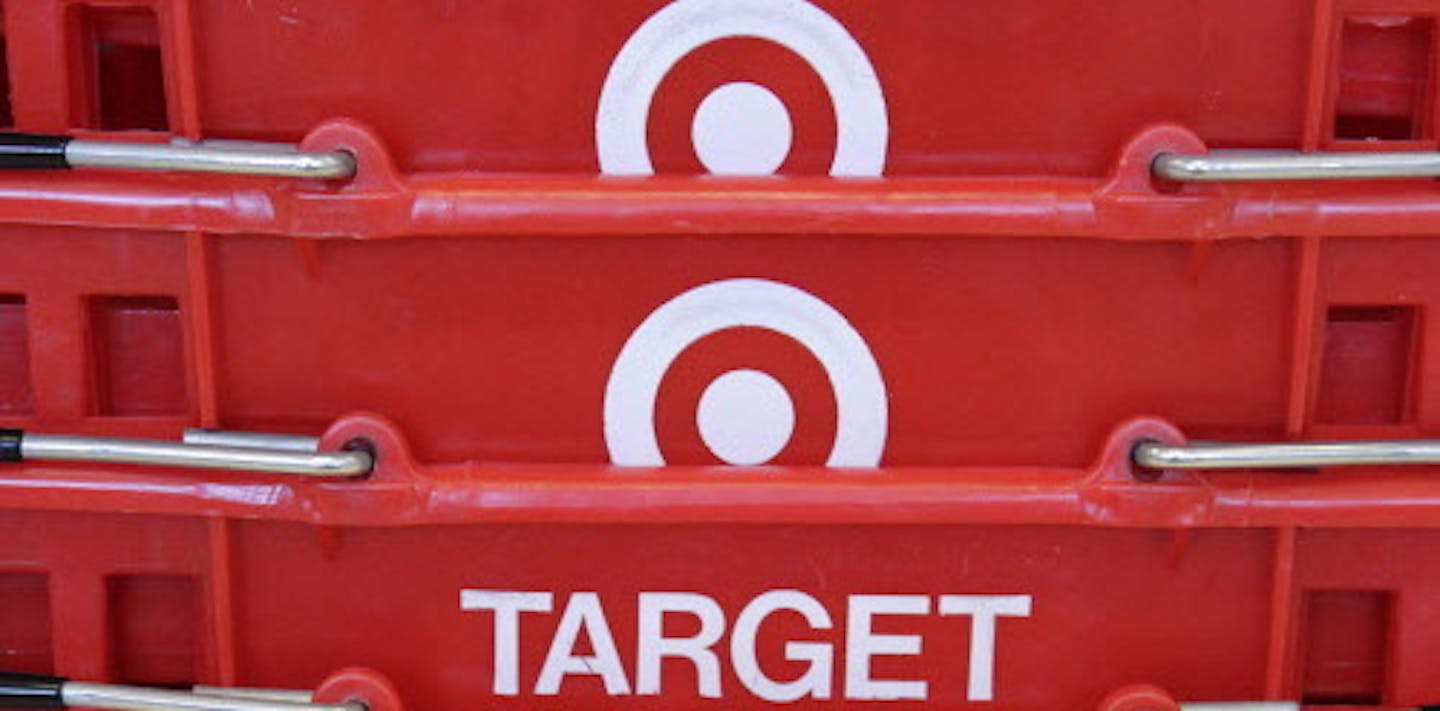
[1,0,1440,709]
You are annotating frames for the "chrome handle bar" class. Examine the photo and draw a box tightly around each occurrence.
[0,429,370,477]
[0,673,362,711]
[0,133,354,179]
[1134,439,1440,470]
[1154,149,1440,182]
[64,683,361,711]
[182,428,323,452]
[1179,704,1298,711]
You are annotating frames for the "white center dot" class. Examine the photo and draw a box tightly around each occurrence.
[691,81,794,176]
[696,369,796,465]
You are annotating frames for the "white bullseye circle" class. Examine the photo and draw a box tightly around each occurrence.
[604,278,888,467]
[692,82,793,176]
[696,369,796,465]
[596,0,889,176]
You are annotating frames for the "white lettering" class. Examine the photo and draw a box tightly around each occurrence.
[636,592,725,697]
[461,588,1034,702]
[460,590,553,696]
[844,594,929,700]
[938,595,1032,701]
[731,590,833,701]
[535,592,631,695]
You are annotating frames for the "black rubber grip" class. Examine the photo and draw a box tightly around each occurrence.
[0,672,65,708]
[0,134,71,170]
[0,430,20,462]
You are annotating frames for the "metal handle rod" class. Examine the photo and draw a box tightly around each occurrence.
[0,133,354,179]
[1134,439,1440,470]
[0,429,370,477]
[66,140,355,179]
[0,673,359,711]
[1180,703,1299,711]
[1154,149,1440,182]
[183,429,322,453]
[190,688,313,704]
[64,683,361,711]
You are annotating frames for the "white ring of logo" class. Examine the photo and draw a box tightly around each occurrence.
[596,0,889,177]
[604,278,888,466]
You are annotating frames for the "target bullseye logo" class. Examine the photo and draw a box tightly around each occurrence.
[597,0,889,176]
[604,279,888,466]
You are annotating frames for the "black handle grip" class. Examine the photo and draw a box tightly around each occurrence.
[0,672,65,708]
[0,134,70,170]
[0,429,20,462]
